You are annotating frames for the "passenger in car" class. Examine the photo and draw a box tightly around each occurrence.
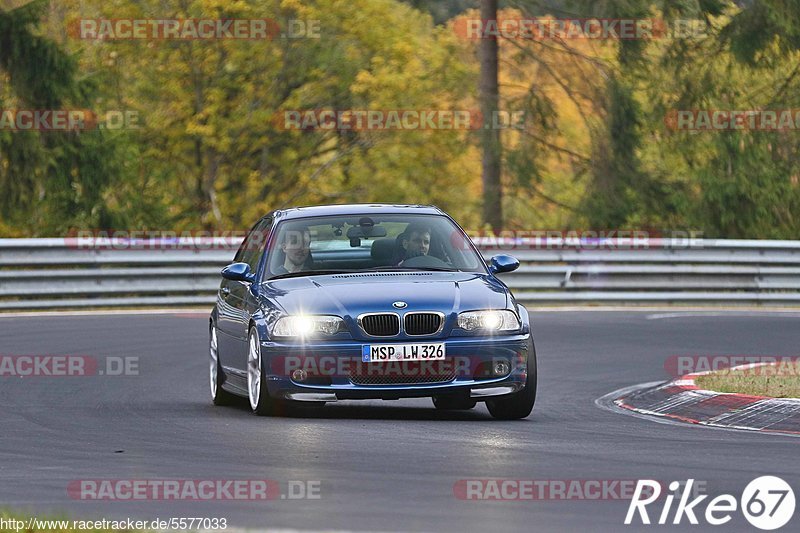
[275,226,313,274]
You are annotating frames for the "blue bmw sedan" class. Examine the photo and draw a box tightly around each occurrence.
[209,204,536,419]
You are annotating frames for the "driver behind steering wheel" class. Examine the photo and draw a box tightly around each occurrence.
[398,222,431,265]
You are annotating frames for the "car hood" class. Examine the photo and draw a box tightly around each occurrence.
[259,271,509,317]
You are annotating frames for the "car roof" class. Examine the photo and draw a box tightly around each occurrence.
[270,204,445,221]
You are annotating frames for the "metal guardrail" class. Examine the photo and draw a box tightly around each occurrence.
[1,238,800,309]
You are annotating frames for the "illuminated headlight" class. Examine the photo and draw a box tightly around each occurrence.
[457,310,519,332]
[273,315,345,337]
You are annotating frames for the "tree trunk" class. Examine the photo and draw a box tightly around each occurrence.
[479,0,502,232]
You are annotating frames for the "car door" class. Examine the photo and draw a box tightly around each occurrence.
[217,216,272,371]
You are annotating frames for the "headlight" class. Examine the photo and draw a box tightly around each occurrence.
[457,310,519,332]
[273,315,345,337]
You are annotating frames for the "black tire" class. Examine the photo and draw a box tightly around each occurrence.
[210,324,237,406]
[432,395,477,410]
[486,339,537,420]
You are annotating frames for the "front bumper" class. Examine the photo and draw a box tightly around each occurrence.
[261,334,531,401]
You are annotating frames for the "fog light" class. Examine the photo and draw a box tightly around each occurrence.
[493,360,510,376]
[291,369,308,382]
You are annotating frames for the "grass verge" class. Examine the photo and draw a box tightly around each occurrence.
[694,361,800,398]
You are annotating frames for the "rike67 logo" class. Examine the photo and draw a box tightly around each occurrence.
[626,477,795,530]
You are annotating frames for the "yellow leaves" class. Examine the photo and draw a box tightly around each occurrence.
[198,0,252,18]
[351,70,375,96]
[22,0,624,230]
[391,41,415,61]
[183,121,212,139]
[280,0,314,19]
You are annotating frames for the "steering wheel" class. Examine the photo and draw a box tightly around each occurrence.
[401,254,451,269]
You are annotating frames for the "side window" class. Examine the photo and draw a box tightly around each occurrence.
[233,222,258,263]
[234,217,273,274]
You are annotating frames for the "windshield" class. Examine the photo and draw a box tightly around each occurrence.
[265,214,486,279]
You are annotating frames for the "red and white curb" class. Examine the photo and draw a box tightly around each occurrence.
[604,363,800,436]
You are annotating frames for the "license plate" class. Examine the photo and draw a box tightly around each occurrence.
[362,343,446,362]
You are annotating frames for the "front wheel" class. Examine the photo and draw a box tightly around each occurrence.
[247,327,283,416]
[486,340,537,420]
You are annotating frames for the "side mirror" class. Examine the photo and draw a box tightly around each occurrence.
[489,255,520,274]
[221,262,255,283]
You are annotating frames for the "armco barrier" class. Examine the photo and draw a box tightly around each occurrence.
[0,237,799,309]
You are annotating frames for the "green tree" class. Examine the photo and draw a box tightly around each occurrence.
[0,0,160,234]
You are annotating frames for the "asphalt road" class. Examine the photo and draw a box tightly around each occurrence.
[0,310,798,532]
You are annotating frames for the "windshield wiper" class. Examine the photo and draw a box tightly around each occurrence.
[268,267,463,280]
[267,269,359,280]
[366,266,461,272]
